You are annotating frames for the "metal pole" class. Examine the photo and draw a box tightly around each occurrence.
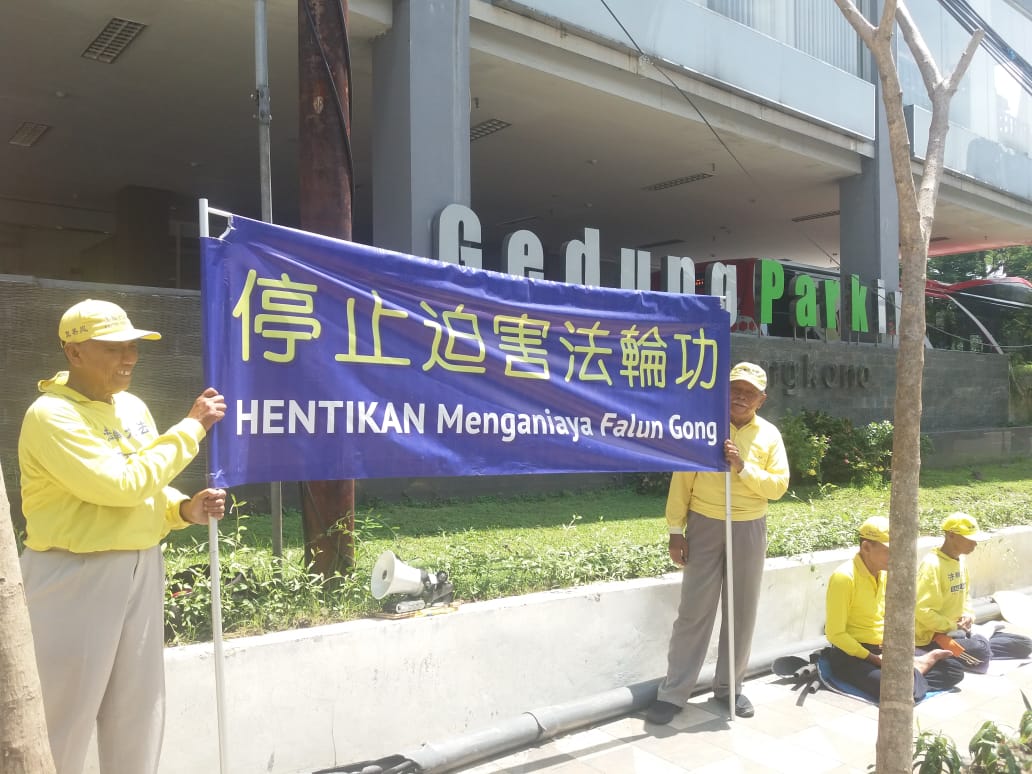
[255,0,273,223]
[255,0,284,558]
[724,471,736,721]
[199,197,230,773]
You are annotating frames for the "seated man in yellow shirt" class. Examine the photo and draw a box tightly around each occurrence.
[823,516,963,702]
[915,513,1032,672]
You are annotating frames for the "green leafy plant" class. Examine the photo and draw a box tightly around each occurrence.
[778,411,830,484]
[912,728,963,773]
[968,692,1032,773]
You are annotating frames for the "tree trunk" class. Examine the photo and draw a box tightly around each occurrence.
[298,0,357,577]
[834,1,983,770]
[0,461,56,773]
[879,238,926,772]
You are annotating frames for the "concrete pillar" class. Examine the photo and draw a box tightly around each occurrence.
[838,0,900,341]
[371,0,471,258]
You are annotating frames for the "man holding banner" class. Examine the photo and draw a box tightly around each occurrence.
[18,299,227,774]
[647,362,789,724]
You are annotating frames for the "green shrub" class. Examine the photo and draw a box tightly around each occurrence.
[968,710,1032,773]
[778,410,930,487]
[778,412,830,484]
[164,514,372,644]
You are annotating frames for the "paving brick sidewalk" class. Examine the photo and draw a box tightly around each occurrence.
[462,634,1032,773]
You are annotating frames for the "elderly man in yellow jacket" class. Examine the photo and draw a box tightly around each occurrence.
[647,362,790,724]
[915,512,1032,672]
[18,299,227,774]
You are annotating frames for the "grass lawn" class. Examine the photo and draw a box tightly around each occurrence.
[162,460,1032,643]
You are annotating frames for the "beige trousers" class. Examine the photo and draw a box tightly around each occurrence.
[657,512,767,705]
[21,546,166,774]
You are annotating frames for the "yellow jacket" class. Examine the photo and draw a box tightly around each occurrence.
[915,548,972,646]
[18,372,206,552]
[665,414,789,529]
[826,553,885,659]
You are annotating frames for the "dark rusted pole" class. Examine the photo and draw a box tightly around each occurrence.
[298,0,356,578]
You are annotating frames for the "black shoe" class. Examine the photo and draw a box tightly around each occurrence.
[645,699,683,724]
[734,694,754,718]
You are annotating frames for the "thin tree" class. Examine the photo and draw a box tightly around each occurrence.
[834,1,983,770]
[0,460,55,773]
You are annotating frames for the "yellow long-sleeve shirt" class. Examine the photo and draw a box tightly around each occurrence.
[915,548,972,647]
[665,413,789,531]
[826,553,885,659]
[18,372,206,553]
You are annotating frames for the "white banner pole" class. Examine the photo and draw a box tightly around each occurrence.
[724,470,735,721]
[199,197,230,773]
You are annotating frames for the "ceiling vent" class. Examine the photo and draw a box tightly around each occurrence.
[641,172,713,191]
[470,118,511,142]
[497,214,539,228]
[791,209,840,222]
[9,122,51,147]
[82,18,147,63]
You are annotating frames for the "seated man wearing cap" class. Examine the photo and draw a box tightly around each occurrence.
[647,362,789,724]
[824,516,964,703]
[915,512,1032,671]
[18,299,228,774]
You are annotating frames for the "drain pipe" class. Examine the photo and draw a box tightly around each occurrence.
[404,637,830,773]
[404,679,661,774]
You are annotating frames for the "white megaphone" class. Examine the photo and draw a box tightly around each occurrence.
[371,550,427,600]
[370,550,456,615]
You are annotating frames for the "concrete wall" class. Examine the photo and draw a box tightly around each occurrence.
[729,333,1010,431]
[77,526,1032,774]
[0,278,1012,516]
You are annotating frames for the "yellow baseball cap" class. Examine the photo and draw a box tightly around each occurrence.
[941,512,990,541]
[859,516,890,545]
[59,299,161,344]
[729,362,767,391]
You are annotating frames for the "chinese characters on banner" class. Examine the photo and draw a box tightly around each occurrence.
[200,216,731,488]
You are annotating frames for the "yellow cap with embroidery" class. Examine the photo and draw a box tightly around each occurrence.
[941,512,989,541]
[729,362,766,391]
[59,299,161,344]
[859,516,890,545]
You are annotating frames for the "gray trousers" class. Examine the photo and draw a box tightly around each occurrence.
[21,546,166,774]
[657,511,767,705]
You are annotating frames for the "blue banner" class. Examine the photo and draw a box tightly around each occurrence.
[200,216,730,488]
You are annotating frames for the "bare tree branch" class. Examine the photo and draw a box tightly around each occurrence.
[896,4,942,95]
[832,0,878,47]
[943,29,984,96]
